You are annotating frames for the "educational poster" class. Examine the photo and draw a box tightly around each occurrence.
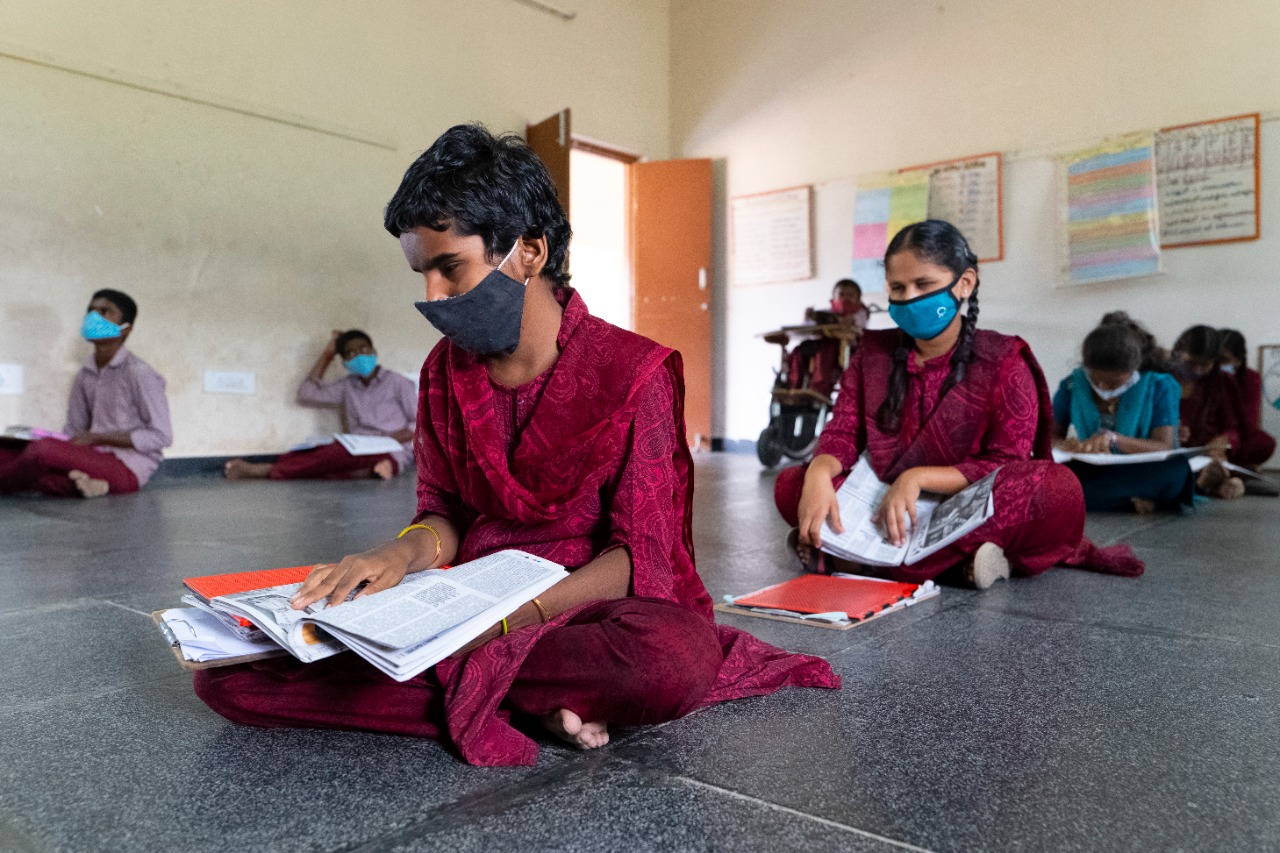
[851,171,930,292]
[1060,133,1161,285]
[730,186,813,286]
[1156,113,1260,248]
[902,152,1004,262]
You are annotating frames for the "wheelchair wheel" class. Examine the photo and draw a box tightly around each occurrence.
[757,424,784,468]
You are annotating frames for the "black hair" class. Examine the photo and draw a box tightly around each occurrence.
[876,220,979,434]
[1082,323,1142,373]
[384,123,572,288]
[1218,328,1247,365]
[1100,310,1170,373]
[1173,325,1220,361]
[90,289,137,325]
[335,330,373,357]
[832,278,861,298]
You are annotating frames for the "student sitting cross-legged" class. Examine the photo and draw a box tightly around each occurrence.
[0,289,172,498]
[1172,325,1250,500]
[774,220,1144,588]
[1217,328,1276,471]
[1053,321,1194,514]
[195,124,837,766]
[223,329,416,481]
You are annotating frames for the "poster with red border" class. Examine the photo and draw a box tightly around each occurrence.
[1156,113,1260,248]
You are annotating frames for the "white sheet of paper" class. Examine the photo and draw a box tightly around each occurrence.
[1053,446,1202,466]
[335,433,405,456]
[159,607,281,662]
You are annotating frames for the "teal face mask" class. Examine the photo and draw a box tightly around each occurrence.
[343,354,378,378]
[81,311,128,341]
[887,278,961,341]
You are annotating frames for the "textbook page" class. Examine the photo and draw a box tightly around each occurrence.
[1052,446,1202,466]
[308,550,567,681]
[903,469,997,565]
[212,583,346,663]
[335,433,405,456]
[818,456,910,567]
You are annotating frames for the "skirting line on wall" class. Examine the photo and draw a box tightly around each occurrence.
[0,40,398,151]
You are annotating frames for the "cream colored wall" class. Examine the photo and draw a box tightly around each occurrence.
[670,0,1280,442]
[0,0,671,456]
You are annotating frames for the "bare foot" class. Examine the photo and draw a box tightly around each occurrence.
[1217,477,1245,501]
[966,542,1010,590]
[224,459,272,480]
[1131,498,1156,515]
[372,459,395,480]
[542,708,609,750]
[68,470,109,498]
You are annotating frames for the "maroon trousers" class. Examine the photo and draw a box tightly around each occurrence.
[774,460,1085,583]
[194,597,723,740]
[0,438,139,497]
[268,442,398,480]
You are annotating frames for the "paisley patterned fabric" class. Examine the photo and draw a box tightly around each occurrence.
[415,289,838,766]
[785,328,1142,580]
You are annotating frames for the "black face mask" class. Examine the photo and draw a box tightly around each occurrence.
[414,240,527,356]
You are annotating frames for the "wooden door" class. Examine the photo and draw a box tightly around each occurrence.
[526,109,571,220]
[630,159,713,450]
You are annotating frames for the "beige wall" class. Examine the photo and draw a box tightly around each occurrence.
[0,0,671,456]
[670,0,1280,441]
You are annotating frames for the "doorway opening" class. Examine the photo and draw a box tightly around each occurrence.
[569,142,635,330]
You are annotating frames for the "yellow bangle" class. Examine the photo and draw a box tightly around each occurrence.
[397,523,442,566]
[500,618,509,636]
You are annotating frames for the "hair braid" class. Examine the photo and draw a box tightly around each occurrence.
[875,334,915,433]
[939,281,979,398]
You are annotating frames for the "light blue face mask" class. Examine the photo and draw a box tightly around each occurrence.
[81,311,129,341]
[343,353,378,378]
[1220,364,1237,375]
[887,277,961,341]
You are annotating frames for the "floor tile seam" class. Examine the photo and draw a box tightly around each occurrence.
[0,596,110,620]
[671,776,940,853]
[951,599,1280,651]
[826,596,976,657]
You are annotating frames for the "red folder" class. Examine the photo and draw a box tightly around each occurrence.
[732,574,920,621]
[183,565,318,600]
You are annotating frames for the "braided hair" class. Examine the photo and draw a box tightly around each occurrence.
[875,220,980,434]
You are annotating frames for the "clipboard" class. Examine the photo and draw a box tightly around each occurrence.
[152,610,288,671]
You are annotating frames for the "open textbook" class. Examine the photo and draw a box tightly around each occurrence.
[286,433,406,456]
[818,456,998,567]
[1052,446,1203,466]
[182,550,567,681]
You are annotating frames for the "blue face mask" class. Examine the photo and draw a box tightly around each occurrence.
[344,353,378,378]
[887,277,961,341]
[1220,363,1237,375]
[81,311,129,341]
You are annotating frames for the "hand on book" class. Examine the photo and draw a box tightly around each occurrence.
[872,470,920,547]
[798,457,844,549]
[290,545,410,610]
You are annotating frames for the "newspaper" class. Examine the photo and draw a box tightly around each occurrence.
[818,456,998,567]
[208,550,568,681]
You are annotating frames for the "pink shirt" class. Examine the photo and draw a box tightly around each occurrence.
[297,368,417,466]
[63,348,173,486]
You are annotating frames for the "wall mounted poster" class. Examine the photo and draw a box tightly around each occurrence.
[730,185,813,286]
[1061,133,1161,285]
[901,152,1003,262]
[851,171,930,291]
[1156,113,1260,248]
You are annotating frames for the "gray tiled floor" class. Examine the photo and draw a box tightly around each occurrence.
[2,454,1278,852]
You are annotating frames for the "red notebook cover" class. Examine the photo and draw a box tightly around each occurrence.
[183,565,318,601]
[732,574,920,621]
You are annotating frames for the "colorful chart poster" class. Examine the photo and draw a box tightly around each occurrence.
[1156,113,1260,248]
[851,171,930,291]
[1061,133,1161,285]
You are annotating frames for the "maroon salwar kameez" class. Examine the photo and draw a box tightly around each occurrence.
[774,329,1142,582]
[196,291,838,765]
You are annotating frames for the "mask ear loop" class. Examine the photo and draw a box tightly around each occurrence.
[497,238,531,286]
